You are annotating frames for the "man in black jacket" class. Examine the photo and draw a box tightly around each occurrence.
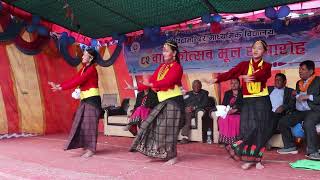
[277,60,320,160]
[268,73,295,134]
[180,80,209,143]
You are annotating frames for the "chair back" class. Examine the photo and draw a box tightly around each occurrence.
[101,94,118,109]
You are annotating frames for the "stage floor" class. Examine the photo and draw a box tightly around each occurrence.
[0,133,319,180]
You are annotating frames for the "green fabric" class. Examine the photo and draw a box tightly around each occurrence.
[290,159,320,171]
[5,0,308,38]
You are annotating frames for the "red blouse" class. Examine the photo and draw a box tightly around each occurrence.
[216,60,272,96]
[61,64,99,91]
[138,61,183,91]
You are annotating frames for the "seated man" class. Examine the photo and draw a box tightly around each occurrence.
[277,60,320,160]
[180,80,209,143]
[268,73,295,134]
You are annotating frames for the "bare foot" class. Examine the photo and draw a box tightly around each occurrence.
[255,162,264,170]
[81,150,94,158]
[163,157,178,165]
[241,162,254,170]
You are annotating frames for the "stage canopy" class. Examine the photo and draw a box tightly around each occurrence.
[4,0,308,38]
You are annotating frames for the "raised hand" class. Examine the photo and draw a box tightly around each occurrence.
[140,76,153,87]
[297,94,309,102]
[48,81,55,87]
[48,81,62,92]
[124,80,137,90]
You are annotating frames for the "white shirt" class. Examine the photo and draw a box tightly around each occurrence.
[269,87,284,112]
[296,78,314,111]
[296,91,313,111]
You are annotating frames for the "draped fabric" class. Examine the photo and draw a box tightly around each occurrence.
[0,40,135,134]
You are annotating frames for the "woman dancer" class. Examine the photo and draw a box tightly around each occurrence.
[204,40,272,169]
[48,47,101,158]
[130,40,184,165]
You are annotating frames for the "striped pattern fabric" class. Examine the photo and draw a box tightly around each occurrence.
[64,102,101,152]
[130,98,183,160]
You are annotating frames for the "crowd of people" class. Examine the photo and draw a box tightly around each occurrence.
[48,39,320,170]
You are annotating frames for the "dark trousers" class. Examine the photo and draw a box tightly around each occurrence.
[271,112,283,134]
[304,113,320,154]
[279,110,320,154]
[181,110,193,137]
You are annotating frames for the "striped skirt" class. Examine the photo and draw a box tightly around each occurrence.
[64,102,101,152]
[130,97,184,160]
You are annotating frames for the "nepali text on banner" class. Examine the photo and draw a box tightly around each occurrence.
[123,16,320,74]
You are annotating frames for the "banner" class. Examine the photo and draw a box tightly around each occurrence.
[124,16,320,74]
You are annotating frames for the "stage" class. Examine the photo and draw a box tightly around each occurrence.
[0,133,319,180]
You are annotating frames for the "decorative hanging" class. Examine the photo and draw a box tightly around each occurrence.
[14,34,50,55]
[95,34,126,67]
[201,13,211,24]
[26,15,49,36]
[265,6,291,20]
[210,22,222,34]
[201,13,223,34]
[0,9,50,55]
[95,43,122,67]
[56,32,81,66]
[89,39,101,51]
[43,38,60,58]
[0,16,24,42]
[265,6,291,32]
[13,15,50,55]
[56,32,126,67]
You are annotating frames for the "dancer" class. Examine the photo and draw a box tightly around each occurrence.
[48,47,101,158]
[204,40,272,169]
[130,40,184,165]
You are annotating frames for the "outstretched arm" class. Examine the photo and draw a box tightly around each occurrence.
[203,61,246,85]
[60,66,96,90]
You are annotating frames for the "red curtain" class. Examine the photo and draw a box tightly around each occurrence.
[0,45,20,133]
[35,51,79,134]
